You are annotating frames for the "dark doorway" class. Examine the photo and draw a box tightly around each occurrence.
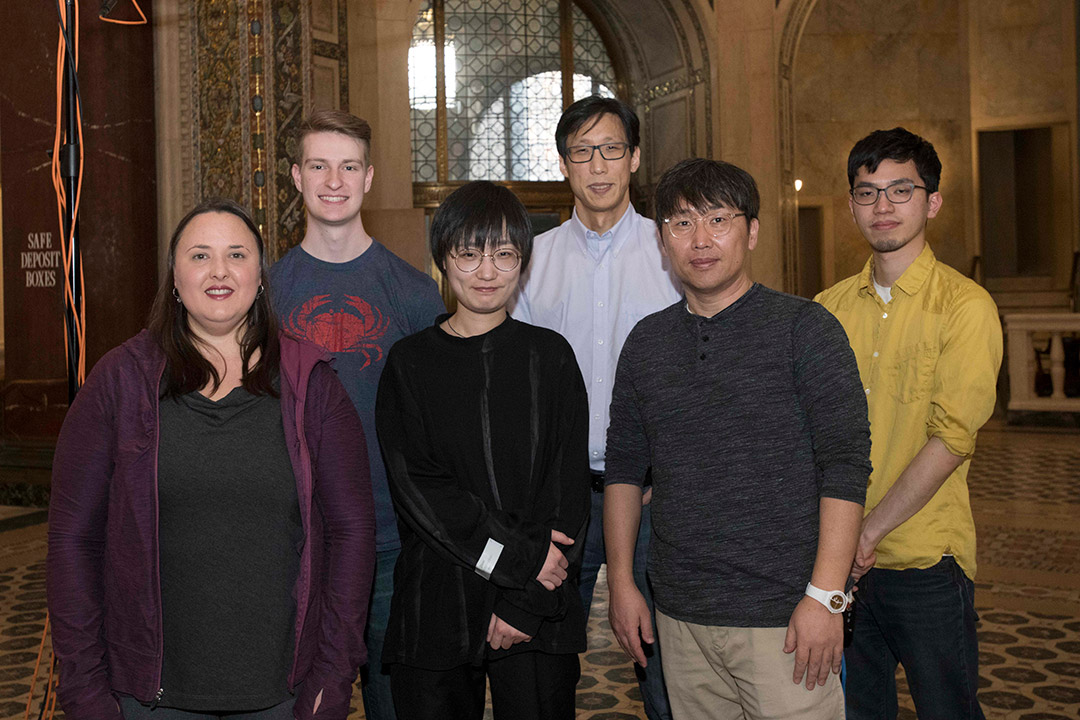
[798,205,824,298]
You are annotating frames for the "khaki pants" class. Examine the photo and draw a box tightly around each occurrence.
[656,610,844,720]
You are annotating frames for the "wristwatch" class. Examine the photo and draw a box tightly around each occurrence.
[805,582,853,614]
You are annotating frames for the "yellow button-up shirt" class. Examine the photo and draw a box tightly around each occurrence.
[815,244,1002,579]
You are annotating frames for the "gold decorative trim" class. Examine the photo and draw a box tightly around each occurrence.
[413,181,574,209]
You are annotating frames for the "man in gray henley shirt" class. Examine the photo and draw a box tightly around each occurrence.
[604,158,871,718]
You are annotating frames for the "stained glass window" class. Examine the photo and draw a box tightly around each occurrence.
[409,0,618,183]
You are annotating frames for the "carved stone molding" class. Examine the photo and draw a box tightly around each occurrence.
[777,0,819,294]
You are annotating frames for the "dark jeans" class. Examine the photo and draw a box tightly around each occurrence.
[390,652,580,720]
[360,547,398,720]
[578,491,671,720]
[844,556,985,720]
[118,695,295,719]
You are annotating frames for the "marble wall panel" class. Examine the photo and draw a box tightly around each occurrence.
[792,32,832,124]
[917,32,965,120]
[976,18,1068,118]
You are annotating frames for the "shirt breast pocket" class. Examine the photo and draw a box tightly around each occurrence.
[888,341,938,404]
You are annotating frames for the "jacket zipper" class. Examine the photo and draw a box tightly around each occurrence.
[152,359,165,702]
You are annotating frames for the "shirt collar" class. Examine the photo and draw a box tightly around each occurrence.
[569,203,638,260]
[859,243,937,298]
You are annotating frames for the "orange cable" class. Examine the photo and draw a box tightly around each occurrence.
[100,0,147,25]
[23,614,49,720]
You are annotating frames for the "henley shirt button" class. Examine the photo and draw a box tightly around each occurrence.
[598,301,605,308]
[596,377,603,383]
[597,339,604,345]
[873,351,879,357]
[882,312,888,319]
[865,388,871,394]
[592,451,600,457]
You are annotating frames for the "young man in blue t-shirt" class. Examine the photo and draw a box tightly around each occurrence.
[270,110,444,720]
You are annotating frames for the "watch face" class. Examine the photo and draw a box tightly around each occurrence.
[829,594,846,611]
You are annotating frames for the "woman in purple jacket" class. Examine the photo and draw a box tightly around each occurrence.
[46,199,375,720]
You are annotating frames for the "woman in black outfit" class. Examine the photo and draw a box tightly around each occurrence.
[375,181,591,719]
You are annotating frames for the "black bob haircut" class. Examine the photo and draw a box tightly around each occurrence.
[654,158,760,234]
[555,95,640,159]
[429,181,533,274]
[847,127,942,193]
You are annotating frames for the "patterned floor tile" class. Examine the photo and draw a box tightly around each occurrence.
[3,426,1079,719]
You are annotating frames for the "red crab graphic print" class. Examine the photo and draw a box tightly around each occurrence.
[284,294,390,370]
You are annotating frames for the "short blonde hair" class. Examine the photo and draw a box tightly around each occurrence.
[294,110,372,165]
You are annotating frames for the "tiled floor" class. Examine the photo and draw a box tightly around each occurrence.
[2,425,1079,719]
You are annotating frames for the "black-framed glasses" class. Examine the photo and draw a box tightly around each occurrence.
[850,181,928,206]
[564,142,630,164]
[449,248,521,273]
[663,210,746,240]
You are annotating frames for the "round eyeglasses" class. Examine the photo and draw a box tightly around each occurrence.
[850,181,928,206]
[663,211,746,240]
[449,248,521,273]
[564,142,630,164]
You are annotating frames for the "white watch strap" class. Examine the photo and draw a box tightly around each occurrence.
[805,582,851,613]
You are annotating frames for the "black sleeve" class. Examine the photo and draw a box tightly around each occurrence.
[376,346,552,591]
[492,343,591,634]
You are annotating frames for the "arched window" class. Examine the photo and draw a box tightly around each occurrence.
[409,0,620,215]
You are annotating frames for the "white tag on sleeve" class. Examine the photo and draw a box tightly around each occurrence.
[475,538,505,580]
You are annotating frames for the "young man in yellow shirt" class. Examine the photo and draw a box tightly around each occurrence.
[816,127,1002,720]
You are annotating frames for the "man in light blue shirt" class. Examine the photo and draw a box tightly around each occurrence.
[510,95,681,720]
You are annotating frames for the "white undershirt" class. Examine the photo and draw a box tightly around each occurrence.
[873,277,892,304]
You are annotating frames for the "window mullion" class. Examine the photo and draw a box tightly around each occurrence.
[559,0,573,109]
[435,0,449,183]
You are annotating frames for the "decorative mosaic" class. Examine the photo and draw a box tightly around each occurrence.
[195,0,245,203]
[269,0,307,258]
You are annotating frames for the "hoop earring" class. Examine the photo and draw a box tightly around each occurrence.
[257,284,265,298]
[172,288,182,304]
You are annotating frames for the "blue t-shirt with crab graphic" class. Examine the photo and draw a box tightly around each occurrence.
[270,240,445,550]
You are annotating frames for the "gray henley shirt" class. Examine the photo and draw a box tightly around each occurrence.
[605,283,870,627]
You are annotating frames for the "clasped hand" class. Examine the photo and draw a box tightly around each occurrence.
[535,529,574,590]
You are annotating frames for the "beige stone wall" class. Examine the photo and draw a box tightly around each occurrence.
[793,0,970,286]
[792,0,1078,297]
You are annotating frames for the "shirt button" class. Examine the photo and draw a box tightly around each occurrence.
[596,377,603,383]
[598,301,605,308]
[597,339,604,345]
[865,388,871,394]
[873,351,879,358]
[702,336,710,341]
[882,312,888,319]
[592,451,600,457]
[594,414,601,421]
[700,354,706,360]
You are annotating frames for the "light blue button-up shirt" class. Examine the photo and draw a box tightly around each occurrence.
[510,205,682,472]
